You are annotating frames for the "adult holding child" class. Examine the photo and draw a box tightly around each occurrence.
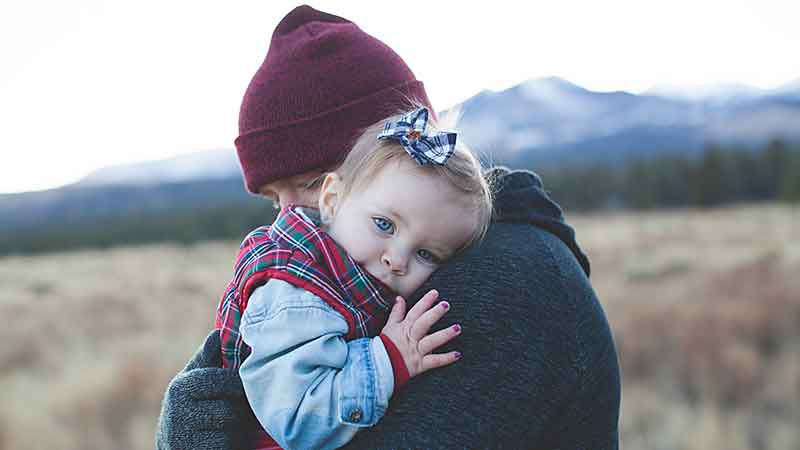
[156,5,620,450]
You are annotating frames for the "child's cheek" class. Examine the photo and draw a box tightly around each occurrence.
[410,265,435,293]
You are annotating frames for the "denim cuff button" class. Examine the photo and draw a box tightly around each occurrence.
[348,409,363,422]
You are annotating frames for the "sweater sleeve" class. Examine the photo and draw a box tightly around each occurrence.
[239,279,396,450]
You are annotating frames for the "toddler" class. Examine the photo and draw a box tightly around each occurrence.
[215,106,492,450]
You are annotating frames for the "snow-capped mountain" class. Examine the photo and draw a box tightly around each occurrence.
[454,77,800,168]
[78,148,241,187]
[67,77,800,187]
[644,82,763,102]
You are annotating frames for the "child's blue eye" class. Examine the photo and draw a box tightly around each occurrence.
[372,217,394,234]
[417,249,439,264]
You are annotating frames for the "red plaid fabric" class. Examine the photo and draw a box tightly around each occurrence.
[215,207,395,449]
[216,206,395,368]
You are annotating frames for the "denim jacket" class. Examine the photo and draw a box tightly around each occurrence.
[239,278,395,450]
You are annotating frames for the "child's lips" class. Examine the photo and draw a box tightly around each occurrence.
[375,274,396,291]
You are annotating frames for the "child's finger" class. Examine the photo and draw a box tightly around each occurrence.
[404,289,439,323]
[387,296,406,324]
[421,351,462,373]
[409,300,450,341]
[418,323,461,355]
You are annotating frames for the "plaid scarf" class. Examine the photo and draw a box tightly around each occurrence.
[215,206,395,369]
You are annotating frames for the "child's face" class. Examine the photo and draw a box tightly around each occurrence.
[319,159,476,298]
[259,170,327,209]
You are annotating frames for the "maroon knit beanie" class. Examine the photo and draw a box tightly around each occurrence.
[235,5,434,193]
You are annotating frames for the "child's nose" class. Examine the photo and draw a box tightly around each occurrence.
[381,252,407,275]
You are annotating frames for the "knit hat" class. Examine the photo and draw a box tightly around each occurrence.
[235,5,434,193]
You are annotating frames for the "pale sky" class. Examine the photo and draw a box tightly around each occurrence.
[1,0,798,194]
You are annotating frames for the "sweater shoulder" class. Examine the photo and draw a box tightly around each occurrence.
[432,221,599,358]
[479,221,589,303]
[462,222,610,369]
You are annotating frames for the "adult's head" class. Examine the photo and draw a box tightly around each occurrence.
[235,5,433,208]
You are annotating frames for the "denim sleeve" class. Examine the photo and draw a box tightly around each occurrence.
[239,279,394,450]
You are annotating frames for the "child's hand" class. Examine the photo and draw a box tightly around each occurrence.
[380,289,462,379]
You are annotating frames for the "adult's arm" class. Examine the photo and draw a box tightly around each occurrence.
[342,222,621,449]
[531,228,621,449]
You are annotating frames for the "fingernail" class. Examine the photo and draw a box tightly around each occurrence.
[440,301,450,309]
[452,324,461,333]
[454,352,462,359]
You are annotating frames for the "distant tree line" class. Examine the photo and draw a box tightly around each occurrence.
[538,139,800,212]
[0,203,278,255]
[1,140,797,256]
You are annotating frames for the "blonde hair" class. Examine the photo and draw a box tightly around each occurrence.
[334,107,493,253]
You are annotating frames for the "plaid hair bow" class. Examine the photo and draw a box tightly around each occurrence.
[377,107,457,165]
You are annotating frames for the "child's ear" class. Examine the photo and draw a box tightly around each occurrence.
[318,173,342,223]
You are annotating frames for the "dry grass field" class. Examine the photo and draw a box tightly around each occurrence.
[0,203,798,450]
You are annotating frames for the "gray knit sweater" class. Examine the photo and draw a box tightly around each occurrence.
[156,167,620,450]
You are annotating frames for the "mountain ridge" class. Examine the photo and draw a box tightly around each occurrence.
[63,76,800,189]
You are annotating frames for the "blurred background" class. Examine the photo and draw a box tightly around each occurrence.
[1,1,798,449]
